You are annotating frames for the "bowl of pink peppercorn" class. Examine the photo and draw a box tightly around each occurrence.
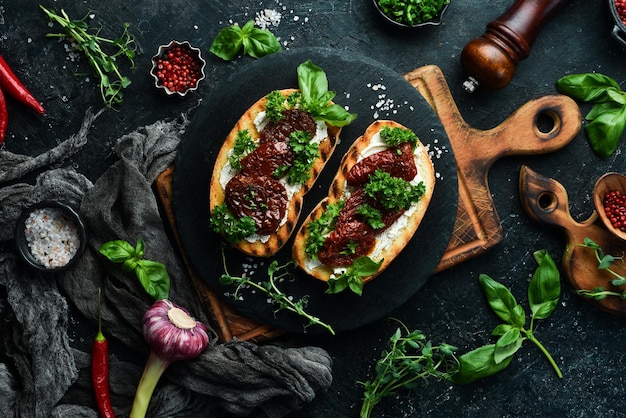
[150,40,206,97]
[608,0,626,48]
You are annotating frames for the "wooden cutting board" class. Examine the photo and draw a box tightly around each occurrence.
[519,165,626,316]
[155,65,582,341]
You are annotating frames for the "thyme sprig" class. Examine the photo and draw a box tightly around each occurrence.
[219,247,335,335]
[576,237,626,300]
[40,6,137,108]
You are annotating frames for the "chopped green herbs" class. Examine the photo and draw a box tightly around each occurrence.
[228,129,257,171]
[305,200,345,258]
[356,204,385,229]
[363,169,425,211]
[285,130,319,185]
[209,203,256,243]
[380,125,418,149]
[376,0,450,26]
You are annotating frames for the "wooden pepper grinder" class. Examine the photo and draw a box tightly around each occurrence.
[461,0,572,92]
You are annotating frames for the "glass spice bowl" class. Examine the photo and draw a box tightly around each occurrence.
[372,0,450,29]
[150,40,207,97]
[593,172,626,241]
[14,200,88,273]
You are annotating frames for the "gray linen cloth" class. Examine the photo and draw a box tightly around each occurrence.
[0,109,332,418]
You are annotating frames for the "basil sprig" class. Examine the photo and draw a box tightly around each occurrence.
[99,239,171,301]
[556,73,626,158]
[453,250,562,384]
[210,20,281,61]
[297,60,357,127]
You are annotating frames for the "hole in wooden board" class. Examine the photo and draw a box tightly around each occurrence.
[538,191,558,212]
[534,109,561,136]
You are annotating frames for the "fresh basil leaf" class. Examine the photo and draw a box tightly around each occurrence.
[351,256,383,276]
[528,250,560,319]
[99,240,136,263]
[326,275,350,294]
[452,344,513,385]
[242,23,282,59]
[135,238,145,259]
[313,103,358,127]
[511,304,526,328]
[478,274,520,325]
[556,73,620,102]
[297,60,329,104]
[494,328,523,364]
[606,87,626,105]
[585,105,626,158]
[135,259,171,300]
[209,24,244,61]
[491,323,513,336]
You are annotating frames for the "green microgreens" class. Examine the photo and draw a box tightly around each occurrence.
[575,237,626,300]
[363,169,425,211]
[452,250,562,384]
[218,247,335,335]
[99,239,170,300]
[326,256,383,296]
[358,318,458,418]
[228,129,257,171]
[40,6,137,108]
[304,200,345,259]
[209,203,256,243]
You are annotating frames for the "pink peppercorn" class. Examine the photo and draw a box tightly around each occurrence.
[616,0,626,27]
[154,44,204,93]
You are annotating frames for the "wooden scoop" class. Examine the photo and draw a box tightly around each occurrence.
[593,172,626,242]
[519,165,626,316]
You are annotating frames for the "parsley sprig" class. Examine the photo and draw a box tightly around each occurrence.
[219,247,335,335]
[380,125,418,149]
[283,130,319,185]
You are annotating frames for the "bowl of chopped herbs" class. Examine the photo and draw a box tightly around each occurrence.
[373,0,450,28]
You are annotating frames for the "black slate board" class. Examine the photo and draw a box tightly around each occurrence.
[171,48,458,334]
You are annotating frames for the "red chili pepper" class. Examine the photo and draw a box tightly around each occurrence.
[0,87,7,145]
[0,54,45,115]
[92,288,116,418]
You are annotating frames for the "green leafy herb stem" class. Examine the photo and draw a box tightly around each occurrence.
[380,125,419,149]
[326,256,383,296]
[359,318,458,418]
[209,203,257,243]
[99,239,170,300]
[575,237,626,300]
[209,20,281,61]
[452,250,562,384]
[219,247,335,335]
[556,73,626,157]
[40,6,137,108]
[363,169,425,211]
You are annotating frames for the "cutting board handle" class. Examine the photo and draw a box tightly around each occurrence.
[519,164,596,229]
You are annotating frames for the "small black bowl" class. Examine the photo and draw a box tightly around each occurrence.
[607,0,626,48]
[373,0,449,29]
[14,201,87,273]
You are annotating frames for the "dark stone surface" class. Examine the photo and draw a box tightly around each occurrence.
[2,0,625,416]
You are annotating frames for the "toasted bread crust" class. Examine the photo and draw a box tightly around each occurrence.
[209,89,342,257]
[292,120,436,282]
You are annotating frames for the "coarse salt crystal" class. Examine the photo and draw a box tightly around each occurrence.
[24,207,80,268]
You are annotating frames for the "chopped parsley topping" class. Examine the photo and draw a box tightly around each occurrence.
[228,129,257,171]
[356,204,385,229]
[209,203,256,243]
[305,200,345,258]
[380,125,418,150]
[363,169,425,211]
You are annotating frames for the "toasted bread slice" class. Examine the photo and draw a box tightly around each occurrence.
[210,89,342,257]
[292,120,435,282]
